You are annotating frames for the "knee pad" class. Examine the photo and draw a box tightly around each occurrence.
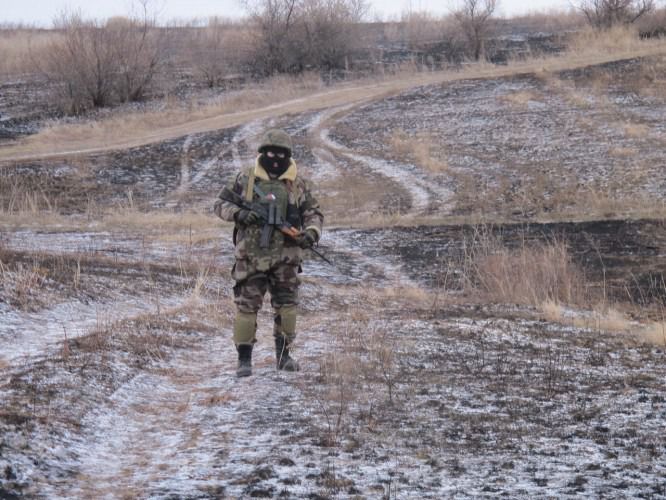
[274,305,297,340]
[233,312,257,345]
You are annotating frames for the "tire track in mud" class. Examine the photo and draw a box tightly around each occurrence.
[177,135,194,193]
[166,120,264,207]
[231,119,265,170]
[302,105,453,217]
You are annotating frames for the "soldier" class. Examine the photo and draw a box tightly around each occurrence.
[214,128,324,377]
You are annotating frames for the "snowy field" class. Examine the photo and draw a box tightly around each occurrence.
[2,55,666,498]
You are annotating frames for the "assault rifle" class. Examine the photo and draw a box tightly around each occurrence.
[219,187,332,266]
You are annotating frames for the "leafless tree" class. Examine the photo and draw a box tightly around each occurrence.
[577,0,655,29]
[452,0,498,61]
[243,0,298,74]
[243,0,368,75]
[106,1,164,102]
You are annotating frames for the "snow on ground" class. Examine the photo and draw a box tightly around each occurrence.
[0,293,182,365]
[1,229,234,267]
[3,58,666,498]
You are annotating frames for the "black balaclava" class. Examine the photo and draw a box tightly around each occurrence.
[259,146,291,178]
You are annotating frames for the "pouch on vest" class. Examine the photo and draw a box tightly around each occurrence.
[244,178,290,271]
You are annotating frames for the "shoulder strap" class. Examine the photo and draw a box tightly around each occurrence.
[244,167,256,202]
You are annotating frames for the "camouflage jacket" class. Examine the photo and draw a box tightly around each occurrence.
[214,158,324,275]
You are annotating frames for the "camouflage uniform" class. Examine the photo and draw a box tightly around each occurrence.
[214,131,323,373]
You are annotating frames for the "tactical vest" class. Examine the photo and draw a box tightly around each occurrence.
[241,172,302,272]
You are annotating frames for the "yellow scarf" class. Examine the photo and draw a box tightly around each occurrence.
[254,156,297,181]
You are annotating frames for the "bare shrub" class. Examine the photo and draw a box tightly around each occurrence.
[452,0,498,61]
[637,5,666,36]
[576,0,655,29]
[508,9,586,33]
[400,10,444,50]
[36,6,166,113]
[463,229,586,307]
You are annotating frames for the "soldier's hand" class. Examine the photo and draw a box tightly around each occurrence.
[235,209,260,225]
[297,229,318,249]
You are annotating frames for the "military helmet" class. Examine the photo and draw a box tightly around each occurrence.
[257,128,293,156]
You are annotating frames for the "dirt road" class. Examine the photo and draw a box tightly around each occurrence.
[1,45,665,163]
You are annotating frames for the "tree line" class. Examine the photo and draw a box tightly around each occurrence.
[24,0,665,114]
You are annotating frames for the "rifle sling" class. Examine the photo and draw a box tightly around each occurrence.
[245,168,256,202]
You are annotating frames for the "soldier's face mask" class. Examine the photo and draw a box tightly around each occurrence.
[259,146,291,177]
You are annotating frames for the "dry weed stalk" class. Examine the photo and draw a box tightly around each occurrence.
[307,290,406,446]
[568,25,646,54]
[0,29,60,76]
[463,227,586,307]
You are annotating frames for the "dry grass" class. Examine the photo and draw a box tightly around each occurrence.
[0,29,59,76]
[567,26,646,55]
[639,321,666,346]
[389,129,448,173]
[0,261,48,310]
[631,56,666,99]
[102,208,222,238]
[463,230,586,307]
[304,287,411,446]
[541,300,666,347]
[622,122,651,139]
[499,90,541,107]
[0,196,225,240]
[4,29,666,163]
[33,72,324,149]
[609,146,637,158]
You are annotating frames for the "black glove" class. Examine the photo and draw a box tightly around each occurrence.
[297,229,318,249]
[235,209,260,225]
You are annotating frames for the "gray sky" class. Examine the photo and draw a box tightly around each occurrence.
[3,0,575,27]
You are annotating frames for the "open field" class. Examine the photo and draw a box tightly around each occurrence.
[2,38,666,498]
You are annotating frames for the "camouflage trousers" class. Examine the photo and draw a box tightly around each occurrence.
[233,261,300,313]
[232,261,301,345]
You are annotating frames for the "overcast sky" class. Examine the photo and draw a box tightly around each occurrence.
[3,0,575,27]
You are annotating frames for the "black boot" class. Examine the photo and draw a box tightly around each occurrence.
[236,344,253,377]
[275,335,300,371]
